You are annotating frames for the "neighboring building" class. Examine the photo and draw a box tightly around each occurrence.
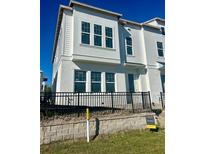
[51,1,165,108]
[40,70,48,92]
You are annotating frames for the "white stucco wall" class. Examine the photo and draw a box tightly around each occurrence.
[57,60,144,92]
[142,26,165,105]
[143,27,165,65]
[147,67,163,103]
[71,6,121,64]
[118,24,146,65]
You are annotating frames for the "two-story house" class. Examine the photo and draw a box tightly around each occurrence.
[51,1,165,108]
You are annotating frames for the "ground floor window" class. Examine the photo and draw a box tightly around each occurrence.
[128,74,135,92]
[91,72,101,92]
[74,70,86,92]
[106,73,115,92]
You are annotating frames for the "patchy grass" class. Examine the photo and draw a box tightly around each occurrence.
[41,129,165,154]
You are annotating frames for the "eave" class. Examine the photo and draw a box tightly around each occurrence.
[119,18,141,27]
[119,18,161,30]
[144,17,165,24]
[123,62,146,68]
[142,23,161,30]
[69,0,122,18]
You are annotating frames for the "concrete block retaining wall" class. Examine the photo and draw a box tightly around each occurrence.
[40,112,155,144]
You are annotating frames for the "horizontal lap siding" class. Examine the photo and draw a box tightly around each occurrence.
[64,11,73,56]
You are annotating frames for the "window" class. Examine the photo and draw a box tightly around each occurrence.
[74,70,86,92]
[94,24,102,46]
[105,27,113,48]
[91,72,101,92]
[157,42,164,57]
[160,75,165,92]
[161,27,165,35]
[81,21,90,44]
[106,73,115,92]
[126,37,133,55]
[128,74,135,92]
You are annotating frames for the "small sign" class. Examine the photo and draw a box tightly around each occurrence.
[146,116,155,125]
[146,116,157,129]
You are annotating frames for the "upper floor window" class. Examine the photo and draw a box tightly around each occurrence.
[161,27,165,35]
[105,27,113,48]
[106,73,115,92]
[81,21,90,44]
[74,70,86,92]
[160,74,165,92]
[126,37,133,55]
[157,42,164,57]
[94,24,102,46]
[91,72,101,92]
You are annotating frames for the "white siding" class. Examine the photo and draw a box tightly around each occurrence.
[63,10,73,56]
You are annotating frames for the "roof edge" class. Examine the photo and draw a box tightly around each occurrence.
[119,18,160,30]
[144,17,165,24]
[119,18,141,26]
[69,0,122,17]
[60,5,73,11]
[142,23,161,30]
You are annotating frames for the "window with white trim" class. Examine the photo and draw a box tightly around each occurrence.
[91,72,101,92]
[106,73,115,92]
[157,42,164,57]
[94,24,102,46]
[126,37,133,55]
[81,21,90,44]
[105,27,113,48]
[74,70,86,92]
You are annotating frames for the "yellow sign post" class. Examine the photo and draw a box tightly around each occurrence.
[86,108,90,120]
[86,108,90,142]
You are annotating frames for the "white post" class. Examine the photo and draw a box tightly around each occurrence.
[86,108,90,143]
[86,119,90,142]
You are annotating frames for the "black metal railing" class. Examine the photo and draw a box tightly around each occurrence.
[160,92,165,109]
[40,92,152,118]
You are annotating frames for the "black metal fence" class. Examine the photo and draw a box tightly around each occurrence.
[40,92,152,118]
[160,92,165,109]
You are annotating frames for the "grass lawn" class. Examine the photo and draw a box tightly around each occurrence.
[41,129,165,154]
